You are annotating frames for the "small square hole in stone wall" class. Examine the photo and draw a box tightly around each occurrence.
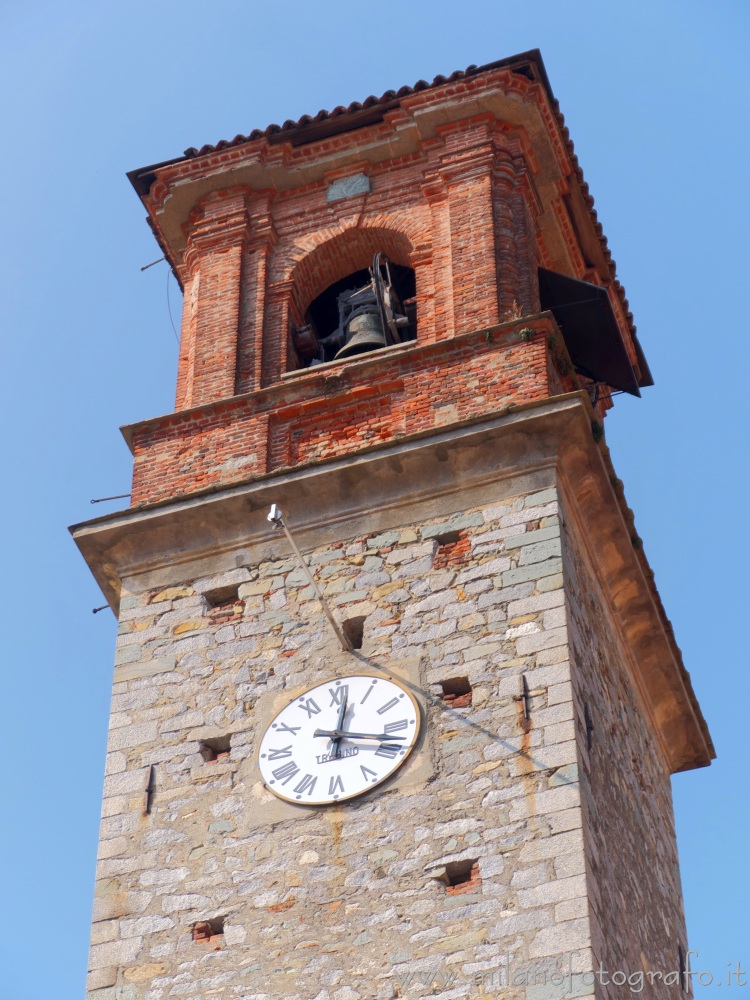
[440,676,472,708]
[342,615,366,650]
[204,585,244,623]
[441,859,481,895]
[192,916,225,944]
[199,735,231,763]
[435,529,461,545]
[433,529,470,569]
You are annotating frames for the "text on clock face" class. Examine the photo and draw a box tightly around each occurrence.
[316,746,359,765]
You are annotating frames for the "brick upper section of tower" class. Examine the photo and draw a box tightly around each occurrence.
[124,50,649,508]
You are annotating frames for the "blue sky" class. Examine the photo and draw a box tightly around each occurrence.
[1,1,748,996]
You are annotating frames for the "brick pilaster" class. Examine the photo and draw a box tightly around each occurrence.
[420,157,454,342]
[237,193,277,395]
[177,190,251,407]
[492,131,541,318]
[434,117,500,336]
[261,278,295,387]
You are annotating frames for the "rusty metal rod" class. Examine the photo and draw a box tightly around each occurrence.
[91,493,131,504]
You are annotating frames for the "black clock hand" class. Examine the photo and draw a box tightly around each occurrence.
[314,728,405,742]
[331,691,348,759]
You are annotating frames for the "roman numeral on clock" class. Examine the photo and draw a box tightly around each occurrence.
[329,685,348,707]
[272,761,300,784]
[384,719,408,734]
[266,745,293,760]
[275,722,301,736]
[374,743,401,759]
[360,765,378,781]
[293,774,317,796]
[298,698,321,718]
[377,697,400,715]
[329,775,345,796]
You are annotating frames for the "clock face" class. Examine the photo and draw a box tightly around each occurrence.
[258,674,420,805]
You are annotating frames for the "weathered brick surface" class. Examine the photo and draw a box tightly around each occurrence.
[130,64,639,510]
[128,317,575,506]
[158,80,547,409]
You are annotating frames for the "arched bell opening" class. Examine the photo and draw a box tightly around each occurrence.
[291,254,417,370]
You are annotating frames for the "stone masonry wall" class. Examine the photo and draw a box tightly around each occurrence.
[562,499,689,997]
[89,485,598,1000]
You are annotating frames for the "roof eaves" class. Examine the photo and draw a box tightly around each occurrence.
[129,50,548,187]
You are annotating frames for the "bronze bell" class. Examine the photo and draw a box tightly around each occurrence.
[334,310,387,360]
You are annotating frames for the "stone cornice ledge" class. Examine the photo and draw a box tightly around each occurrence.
[70,393,713,773]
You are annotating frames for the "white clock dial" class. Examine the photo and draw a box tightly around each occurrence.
[258,674,420,805]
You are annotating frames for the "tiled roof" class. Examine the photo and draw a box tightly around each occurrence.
[182,62,514,158]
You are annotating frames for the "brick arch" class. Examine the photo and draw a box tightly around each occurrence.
[288,227,416,318]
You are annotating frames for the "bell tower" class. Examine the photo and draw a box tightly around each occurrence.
[73,50,713,999]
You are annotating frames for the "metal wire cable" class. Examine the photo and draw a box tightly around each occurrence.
[166,268,180,345]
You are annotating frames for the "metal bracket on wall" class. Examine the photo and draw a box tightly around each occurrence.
[517,674,530,720]
[144,765,156,815]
